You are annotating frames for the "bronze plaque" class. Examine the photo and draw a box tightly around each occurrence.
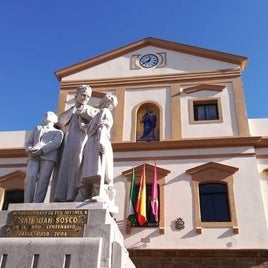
[5,210,88,237]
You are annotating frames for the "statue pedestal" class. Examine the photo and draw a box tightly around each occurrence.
[0,202,135,268]
[76,175,119,215]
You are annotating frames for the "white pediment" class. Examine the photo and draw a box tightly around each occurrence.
[55,37,247,82]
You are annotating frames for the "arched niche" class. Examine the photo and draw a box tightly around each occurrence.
[135,102,161,142]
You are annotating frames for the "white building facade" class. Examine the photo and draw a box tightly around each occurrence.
[1,37,268,267]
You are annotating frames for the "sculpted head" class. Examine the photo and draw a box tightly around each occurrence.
[75,85,92,106]
[44,111,58,124]
[99,94,118,109]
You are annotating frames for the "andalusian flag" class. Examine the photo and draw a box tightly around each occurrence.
[128,167,137,224]
[135,164,147,225]
[151,162,159,222]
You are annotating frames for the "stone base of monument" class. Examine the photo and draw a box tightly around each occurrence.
[76,175,119,215]
[0,202,135,268]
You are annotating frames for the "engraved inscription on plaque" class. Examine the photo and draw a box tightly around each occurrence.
[5,210,88,237]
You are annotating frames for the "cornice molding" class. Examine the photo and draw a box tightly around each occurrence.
[0,136,263,159]
[0,148,26,158]
[58,70,242,90]
[254,137,268,148]
[0,170,26,181]
[112,136,261,152]
[183,84,226,94]
[186,161,239,175]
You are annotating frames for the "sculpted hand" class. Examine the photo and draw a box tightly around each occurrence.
[30,148,42,158]
[75,107,82,115]
[99,119,109,128]
[25,147,32,156]
[75,105,86,115]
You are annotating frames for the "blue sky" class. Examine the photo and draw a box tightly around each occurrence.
[1,0,268,131]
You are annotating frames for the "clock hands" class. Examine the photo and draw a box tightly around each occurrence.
[145,58,151,63]
[139,54,159,68]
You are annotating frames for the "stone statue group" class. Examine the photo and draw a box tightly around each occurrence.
[24,85,118,206]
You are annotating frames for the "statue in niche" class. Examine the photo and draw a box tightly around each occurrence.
[77,93,118,206]
[24,111,63,203]
[137,106,159,141]
[51,85,99,202]
[140,109,157,139]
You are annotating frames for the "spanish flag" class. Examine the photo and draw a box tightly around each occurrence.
[135,164,147,225]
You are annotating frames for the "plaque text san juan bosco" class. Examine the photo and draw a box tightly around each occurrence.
[5,210,88,237]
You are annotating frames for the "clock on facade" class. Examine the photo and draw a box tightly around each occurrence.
[139,54,159,68]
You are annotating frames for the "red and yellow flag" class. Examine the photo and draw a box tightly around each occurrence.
[135,164,147,225]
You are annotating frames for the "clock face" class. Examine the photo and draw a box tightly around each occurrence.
[139,54,159,68]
